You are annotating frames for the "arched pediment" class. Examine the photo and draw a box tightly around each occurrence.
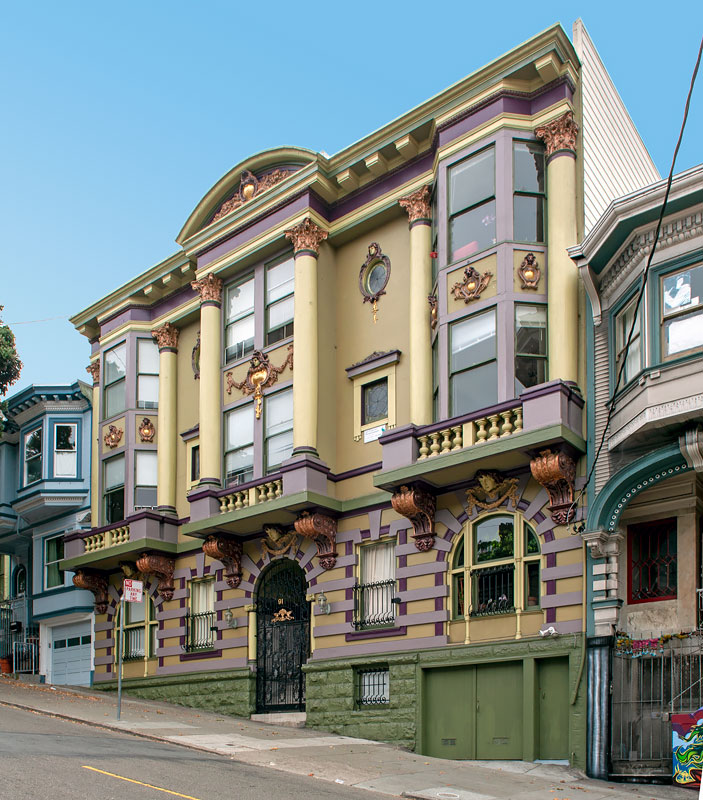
[177,146,318,244]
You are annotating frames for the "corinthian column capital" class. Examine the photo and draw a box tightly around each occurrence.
[86,361,100,386]
[191,273,223,307]
[399,185,431,226]
[534,110,579,158]
[285,217,328,256]
[151,322,180,352]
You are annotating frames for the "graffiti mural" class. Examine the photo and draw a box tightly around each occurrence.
[673,707,703,789]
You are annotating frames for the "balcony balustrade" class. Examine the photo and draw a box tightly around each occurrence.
[218,477,283,514]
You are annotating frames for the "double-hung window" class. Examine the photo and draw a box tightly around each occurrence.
[24,428,42,485]
[137,339,159,409]
[265,388,293,472]
[104,343,127,418]
[186,579,215,651]
[225,404,254,485]
[53,423,77,478]
[615,296,642,384]
[225,276,255,363]
[354,540,396,630]
[513,141,545,243]
[122,593,157,660]
[448,147,496,263]
[265,256,294,345]
[44,535,64,589]
[449,309,497,415]
[134,451,157,509]
[661,263,703,358]
[104,455,125,524]
[515,305,547,393]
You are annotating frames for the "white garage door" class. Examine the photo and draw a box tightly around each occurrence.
[51,621,92,686]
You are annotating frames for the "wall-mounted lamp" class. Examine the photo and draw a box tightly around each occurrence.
[223,608,238,629]
[316,591,331,615]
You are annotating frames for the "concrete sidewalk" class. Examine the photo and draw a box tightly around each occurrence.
[0,675,690,800]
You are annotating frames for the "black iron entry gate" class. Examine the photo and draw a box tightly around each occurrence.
[256,559,309,712]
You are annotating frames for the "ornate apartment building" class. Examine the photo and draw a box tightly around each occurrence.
[63,21,658,767]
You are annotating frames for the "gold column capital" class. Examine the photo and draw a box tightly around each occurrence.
[535,110,579,158]
[151,322,180,352]
[86,361,100,386]
[285,217,328,256]
[399,184,431,225]
[191,273,223,306]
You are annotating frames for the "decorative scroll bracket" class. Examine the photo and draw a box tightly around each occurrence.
[530,449,577,524]
[202,534,243,589]
[136,553,176,601]
[391,484,436,552]
[294,511,337,570]
[73,569,109,614]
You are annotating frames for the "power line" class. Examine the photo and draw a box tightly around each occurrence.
[571,33,703,530]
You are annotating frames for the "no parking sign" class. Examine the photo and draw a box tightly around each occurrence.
[123,578,143,603]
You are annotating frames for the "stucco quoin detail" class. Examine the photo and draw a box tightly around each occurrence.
[136,553,176,601]
[73,569,109,614]
[391,484,436,552]
[530,449,576,524]
[203,534,243,589]
[284,217,328,256]
[535,109,579,157]
[151,322,180,352]
[191,273,223,305]
[398,184,431,225]
[294,511,337,569]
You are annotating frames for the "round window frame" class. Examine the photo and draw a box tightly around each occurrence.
[359,242,391,304]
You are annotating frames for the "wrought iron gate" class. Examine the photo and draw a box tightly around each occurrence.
[256,559,309,712]
[612,635,703,778]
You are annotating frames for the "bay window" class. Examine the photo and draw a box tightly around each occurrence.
[265,256,294,345]
[225,276,255,363]
[104,343,127,419]
[24,427,42,485]
[104,454,125,524]
[615,296,642,385]
[44,535,64,590]
[513,141,545,243]
[449,146,496,262]
[53,423,77,478]
[134,451,157,509]
[225,403,254,485]
[137,339,159,409]
[450,309,497,415]
[265,388,293,472]
[515,305,547,393]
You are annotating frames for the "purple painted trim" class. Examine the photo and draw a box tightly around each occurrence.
[66,510,184,540]
[435,622,444,635]
[435,573,443,587]
[200,300,221,309]
[542,537,583,554]
[180,424,200,442]
[541,591,582,609]
[409,218,431,229]
[328,462,382,482]
[179,649,223,662]
[546,579,556,595]
[214,471,284,496]
[397,562,447,578]
[345,626,407,641]
[345,350,402,378]
[311,635,448,660]
[546,553,556,568]
[546,149,577,164]
[546,608,556,624]
[520,379,584,408]
[435,597,443,611]
[278,459,329,477]
[542,563,583,580]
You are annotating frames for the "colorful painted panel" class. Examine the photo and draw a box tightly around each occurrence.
[673,707,703,789]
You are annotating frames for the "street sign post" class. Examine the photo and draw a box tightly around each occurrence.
[117,579,143,720]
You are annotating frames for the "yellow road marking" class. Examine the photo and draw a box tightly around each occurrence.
[82,766,202,799]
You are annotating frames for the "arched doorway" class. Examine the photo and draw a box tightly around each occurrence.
[255,559,309,712]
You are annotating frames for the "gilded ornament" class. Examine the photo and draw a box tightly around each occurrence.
[138,417,155,443]
[294,511,337,570]
[398,185,431,223]
[465,470,520,516]
[359,242,391,323]
[192,331,200,380]
[191,273,223,305]
[534,110,579,157]
[86,361,100,386]
[529,449,576,524]
[104,424,123,449]
[391,484,436,552]
[151,322,179,351]
[517,253,541,290]
[225,345,293,419]
[284,217,328,255]
[451,266,492,303]
[136,553,176,601]
[261,525,298,559]
[211,168,296,223]
[202,534,243,589]
[428,294,438,329]
[272,607,294,622]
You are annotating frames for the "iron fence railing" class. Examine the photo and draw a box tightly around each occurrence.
[184,611,216,652]
[352,580,397,630]
[13,637,38,674]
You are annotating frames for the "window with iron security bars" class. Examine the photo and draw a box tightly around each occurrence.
[356,668,390,708]
[470,564,514,616]
[184,611,217,652]
[353,580,397,630]
[123,626,146,661]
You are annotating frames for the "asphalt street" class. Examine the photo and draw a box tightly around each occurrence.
[0,705,392,800]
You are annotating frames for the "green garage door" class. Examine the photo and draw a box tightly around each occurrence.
[537,657,569,760]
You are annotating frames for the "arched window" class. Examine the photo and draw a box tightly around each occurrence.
[117,593,158,661]
[13,565,27,598]
[450,513,541,618]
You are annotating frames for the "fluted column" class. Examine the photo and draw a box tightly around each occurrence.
[85,361,101,524]
[152,322,179,514]
[535,110,579,385]
[400,185,433,425]
[191,273,223,486]
[285,217,328,457]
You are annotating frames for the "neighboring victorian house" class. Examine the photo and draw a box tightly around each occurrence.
[0,382,95,684]
[570,165,703,780]
[62,21,657,769]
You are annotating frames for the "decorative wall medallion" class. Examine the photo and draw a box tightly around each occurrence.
[428,294,438,329]
[391,484,436,552]
[211,168,296,223]
[225,344,293,419]
[465,470,520,516]
[261,525,298,559]
[517,253,541,290]
[529,449,576,524]
[139,418,155,443]
[359,242,391,323]
[534,110,579,157]
[72,569,109,614]
[192,331,200,380]
[104,424,123,449]
[294,511,337,569]
[202,534,243,589]
[136,553,176,601]
[451,266,492,303]
[86,361,100,386]
[272,607,294,622]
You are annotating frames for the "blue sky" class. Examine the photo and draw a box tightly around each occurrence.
[2,1,701,394]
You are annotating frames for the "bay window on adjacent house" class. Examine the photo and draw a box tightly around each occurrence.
[225,403,254,485]
[515,305,548,394]
[265,256,294,345]
[450,309,497,415]
[264,388,293,472]
[353,539,396,630]
[121,593,157,661]
[225,276,255,363]
[53,423,77,478]
[615,295,642,385]
[137,339,159,409]
[628,518,677,603]
[448,146,496,263]
[185,578,215,651]
[104,343,127,419]
[104,455,125,524]
[513,140,545,243]
[134,451,157,509]
[24,427,42,485]
[661,263,703,358]
[44,535,64,590]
